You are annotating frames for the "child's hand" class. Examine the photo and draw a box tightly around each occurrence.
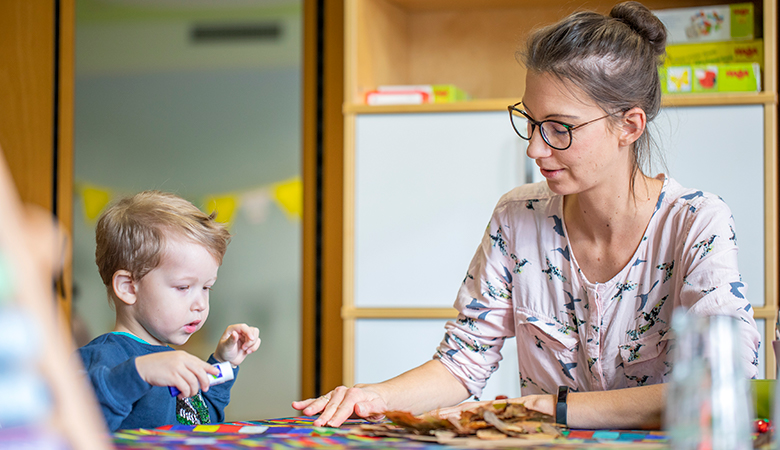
[135,351,219,399]
[214,323,261,366]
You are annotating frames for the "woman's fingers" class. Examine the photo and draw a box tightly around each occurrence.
[293,385,387,428]
[313,386,349,426]
[291,397,317,411]
[322,386,361,427]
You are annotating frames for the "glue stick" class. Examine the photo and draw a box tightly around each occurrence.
[168,361,234,397]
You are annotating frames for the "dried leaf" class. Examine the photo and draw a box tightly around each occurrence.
[476,428,508,440]
[384,410,453,435]
[384,401,563,439]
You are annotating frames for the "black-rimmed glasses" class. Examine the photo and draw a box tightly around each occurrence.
[507,101,614,151]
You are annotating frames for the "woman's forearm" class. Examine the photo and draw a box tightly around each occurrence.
[367,359,471,414]
[567,384,665,429]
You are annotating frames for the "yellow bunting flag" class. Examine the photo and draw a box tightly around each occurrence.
[80,184,113,222]
[203,194,239,224]
[273,177,302,220]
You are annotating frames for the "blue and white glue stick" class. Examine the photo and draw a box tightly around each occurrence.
[168,361,234,397]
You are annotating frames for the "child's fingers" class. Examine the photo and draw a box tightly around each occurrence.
[245,337,261,353]
[239,327,261,351]
[173,371,200,398]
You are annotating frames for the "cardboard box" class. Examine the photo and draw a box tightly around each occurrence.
[660,62,761,93]
[365,89,431,105]
[654,3,754,44]
[375,84,469,104]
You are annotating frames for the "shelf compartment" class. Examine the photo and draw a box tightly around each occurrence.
[346,0,767,107]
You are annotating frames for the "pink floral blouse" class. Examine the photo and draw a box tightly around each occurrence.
[435,177,760,398]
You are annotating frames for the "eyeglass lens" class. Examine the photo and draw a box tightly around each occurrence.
[509,109,571,150]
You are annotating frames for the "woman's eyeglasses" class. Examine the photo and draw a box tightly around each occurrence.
[507,101,614,151]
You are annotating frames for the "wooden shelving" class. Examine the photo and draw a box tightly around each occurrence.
[340,0,778,384]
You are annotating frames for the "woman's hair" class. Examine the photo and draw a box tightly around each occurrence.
[95,190,231,301]
[519,1,667,189]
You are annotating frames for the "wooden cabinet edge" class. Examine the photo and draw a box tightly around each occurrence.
[342,307,458,319]
[344,92,777,115]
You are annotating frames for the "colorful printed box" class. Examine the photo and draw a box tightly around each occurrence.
[653,3,754,44]
[660,63,761,94]
[665,39,763,69]
[430,84,470,103]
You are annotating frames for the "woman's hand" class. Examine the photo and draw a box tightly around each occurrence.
[292,385,388,427]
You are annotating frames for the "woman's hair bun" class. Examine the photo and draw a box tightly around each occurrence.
[610,1,667,57]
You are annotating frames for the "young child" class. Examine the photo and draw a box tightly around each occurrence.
[78,190,261,431]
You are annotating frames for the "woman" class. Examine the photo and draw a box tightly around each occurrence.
[293,1,760,429]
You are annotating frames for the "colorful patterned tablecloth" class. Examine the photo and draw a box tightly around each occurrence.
[112,416,669,449]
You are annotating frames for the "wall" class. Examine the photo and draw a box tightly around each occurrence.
[72,0,302,421]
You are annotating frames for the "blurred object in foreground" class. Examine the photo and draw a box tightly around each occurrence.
[665,310,753,450]
[0,146,111,449]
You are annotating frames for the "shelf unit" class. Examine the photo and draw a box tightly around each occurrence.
[341,0,778,387]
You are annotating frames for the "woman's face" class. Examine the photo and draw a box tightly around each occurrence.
[522,71,625,196]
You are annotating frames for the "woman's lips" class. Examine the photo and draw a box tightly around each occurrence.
[540,168,563,178]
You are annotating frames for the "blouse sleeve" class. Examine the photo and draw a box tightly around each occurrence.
[678,195,760,378]
[434,208,519,399]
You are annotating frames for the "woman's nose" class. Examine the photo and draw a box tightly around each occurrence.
[525,130,553,160]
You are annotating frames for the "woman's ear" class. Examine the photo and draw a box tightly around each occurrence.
[619,107,647,147]
[112,270,137,305]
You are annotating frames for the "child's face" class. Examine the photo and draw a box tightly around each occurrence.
[129,236,219,346]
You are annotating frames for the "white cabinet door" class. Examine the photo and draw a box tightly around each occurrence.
[355,318,521,401]
[354,112,524,308]
[658,104,764,307]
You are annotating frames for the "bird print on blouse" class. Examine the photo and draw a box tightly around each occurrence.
[692,235,718,259]
[730,282,745,299]
[635,280,659,312]
[489,225,508,256]
[681,190,704,213]
[558,359,578,380]
[553,245,571,262]
[465,298,491,321]
[563,289,582,311]
[542,256,566,282]
[510,254,530,274]
[549,215,565,238]
[450,334,492,359]
[627,295,669,341]
[611,281,637,302]
[656,261,674,282]
[625,374,650,386]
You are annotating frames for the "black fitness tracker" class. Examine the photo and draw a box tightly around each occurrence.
[556,385,570,426]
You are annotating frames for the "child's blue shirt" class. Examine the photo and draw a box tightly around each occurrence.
[78,332,238,431]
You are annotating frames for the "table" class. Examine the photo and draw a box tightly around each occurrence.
[112,417,670,449]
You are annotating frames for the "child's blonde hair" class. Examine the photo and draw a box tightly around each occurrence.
[95,190,231,301]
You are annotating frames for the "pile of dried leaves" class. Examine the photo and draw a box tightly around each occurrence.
[356,402,563,443]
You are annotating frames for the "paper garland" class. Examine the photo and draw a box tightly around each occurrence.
[75,177,302,225]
